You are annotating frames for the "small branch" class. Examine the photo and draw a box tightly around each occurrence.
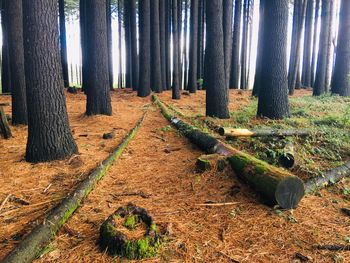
[111,191,151,199]
[0,194,11,212]
[195,202,239,207]
[315,244,350,251]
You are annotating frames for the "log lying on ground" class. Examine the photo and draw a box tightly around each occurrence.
[153,95,305,209]
[2,111,148,263]
[278,142,295,169]
[304,161,350,194]
[218,127,311,138]
[0,106,12,139]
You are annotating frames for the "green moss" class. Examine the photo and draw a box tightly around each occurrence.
[228,155,249,174]
[123,215,139,230]
[150,223,157,232]
[124,237,161,260]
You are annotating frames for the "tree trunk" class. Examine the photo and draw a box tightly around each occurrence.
[130,0,138,91]
[324,0,335,92]
[85,0,112,115]
[218,127,311,137]
[301,0,315,88]
[188,0,199,93]
[150,0,163,93]
[331,0,350,96]
[197,0,205,81]
[107,0,114,90]
[252,0,264,96]
[310,0,321,86]
[80,0,87,92]
[23,0,78,163]
[138,0,151,97]
[223,0,233,88]
[182,0,189,91]
[1,0,11,93]
[58,0,69,88]
[172,0,181,99]
[0,106,12,138]
[7,0,27,125]
[257,0,289,119]
[313,0,331,96]
[165,0,172,90]
[124,0,132,89]
[159,0,167,91]
[240,0,249,90]
[118,0,123,89]
[205,0,229,119]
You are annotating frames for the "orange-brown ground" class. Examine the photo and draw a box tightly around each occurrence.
[1,89,350,262]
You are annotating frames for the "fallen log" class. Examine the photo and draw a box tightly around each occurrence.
[218,127,311,138]
[0,106,12,139]
[278,142,295,169]
[153,95,305,209]
[304,161,350,194]
[2,111,148,263]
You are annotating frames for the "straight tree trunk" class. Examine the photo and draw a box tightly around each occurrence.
[80,0,87,92]
[124,0,132,88]
[1,0,11,93]
[240,0,249,90]
[230,0,242,89]
[301,0,315,88]
[172,0,181,99]
[165,0,172,90]
[197,0,205,81]
[178,0,183,88]
[223,0,233,88]
[252,0,264,97]
[324,0,335,91]
[310,0,321,86]
[7,0,27,125]
[313,0,331,96]
[182,0,189,91]
[205,0,229,119]
[85,0,112,115]
[130,0,139,91]
[59,0,69,88]
[188,0,199,93]
[107,0,114,90]
[331,0,350,96]
[118,0,123,88]
[257,0,290,119]
[23,0,78,163]
[159,0,167,91]
[150,0,162,93]
[138,0,151,97]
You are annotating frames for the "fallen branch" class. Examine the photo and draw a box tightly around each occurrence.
[315,244,350,251]
[2,110,148,263]
[218,127,311,138]
[304,161,350,194]
[111,191,151,199]
[153,95,305,209]
[195,202,239,207]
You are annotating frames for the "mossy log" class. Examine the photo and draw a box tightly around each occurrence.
[218,127,311,138]
[278,142,295,169]
[2,111,148,263]
[99,204,161,259]
[0,106,12,139]
[196,154,227,172]
[304,161,350,194]
[153,95,305,209]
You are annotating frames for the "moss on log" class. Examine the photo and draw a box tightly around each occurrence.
[196,154,227,172]
[304,161,350,194]
[99,204,161,259]
[2,111,148,263]
[0,106,12,139]
[218,127,311,138]
[153,95,305,209]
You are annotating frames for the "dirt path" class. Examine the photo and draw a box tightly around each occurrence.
[35,104,350,263]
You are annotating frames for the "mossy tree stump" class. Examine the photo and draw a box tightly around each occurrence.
[99,204,161,259]
[196,154,227,172]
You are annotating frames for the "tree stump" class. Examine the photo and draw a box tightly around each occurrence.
[0,106,12,139]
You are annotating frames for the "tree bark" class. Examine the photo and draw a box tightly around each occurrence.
[181,0,189,91]
[150,0,163,93]
[138,0,151,97]
[188,0,199,93]
[257,0,290,119]
[205,0,229,119]
[310,0,321,86]
[79,0,87,92]
[118,0,123,89]
[23,0,78,163]
[59,0,69,88]
[252,0,264,96]
[197,0,205,81]
[218,127,311,137]
[223,0,233,88]
[130,0,138,91]
[172,0,181,99]
[85,0,112,115]
[1,0,11,93]
[301,0,315,88]
[159,0,167,91]
[7,0,27,125]
[240,0,249,90]
[124,0,132,89]
[313,0,331,96]
[331,0,350,96]
[0,106,12,139]
[324,0,335,92]
[165,0,172,90]
[107,0,114,90]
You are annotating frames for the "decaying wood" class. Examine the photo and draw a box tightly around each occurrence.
[218,127,311,138]
[304,161,350,194]
[0,106,12,139]
[2,111,148,263]
[153,95,305,209]
[196,154,227,172]
[278,142,295,169]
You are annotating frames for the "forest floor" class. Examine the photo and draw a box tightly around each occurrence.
[1,89,350,262]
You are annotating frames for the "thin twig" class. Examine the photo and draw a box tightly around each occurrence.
[195,202,239,207]
[0,194,11,212]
